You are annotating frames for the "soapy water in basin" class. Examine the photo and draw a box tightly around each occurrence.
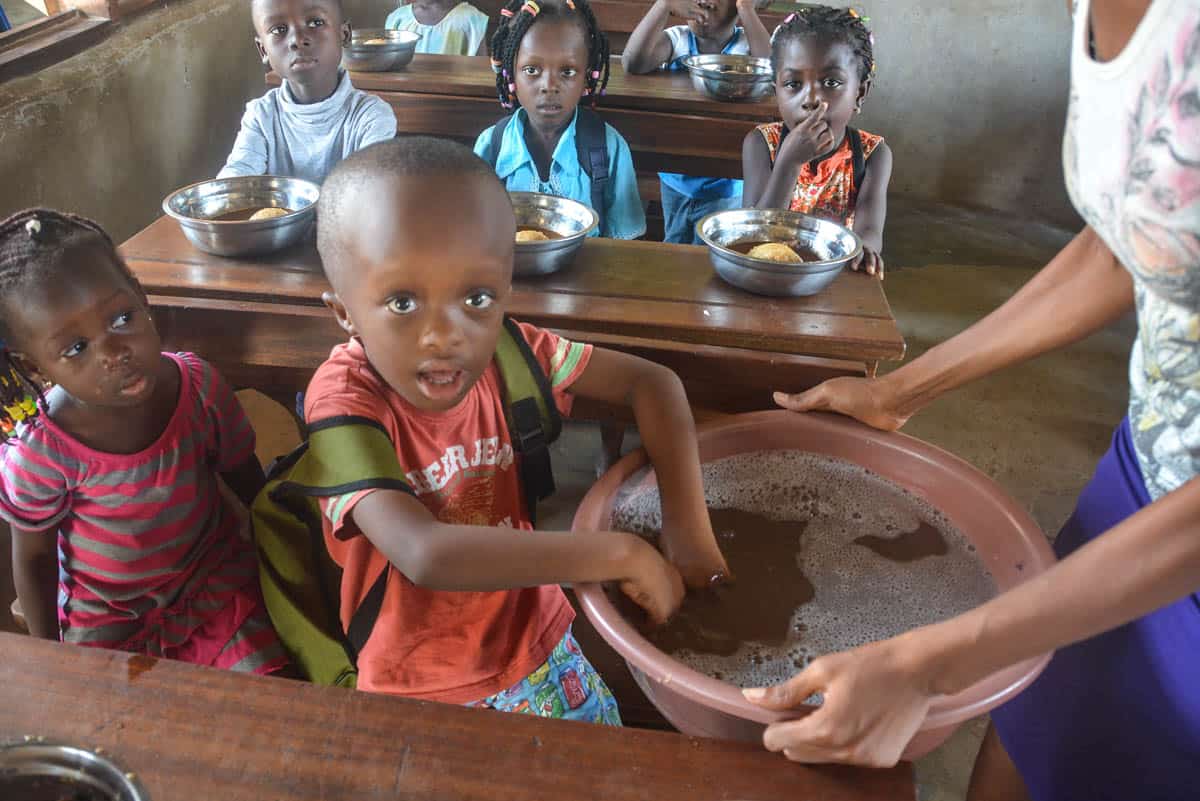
[611,450,998,688]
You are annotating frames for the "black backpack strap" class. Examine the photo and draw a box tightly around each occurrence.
[848,127,866,204]
[574,107,609,233]
[496,317,562,525]
[485,113,514,168]
[346,565,389,656]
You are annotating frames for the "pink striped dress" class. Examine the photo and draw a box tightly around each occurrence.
[0,352,286,674]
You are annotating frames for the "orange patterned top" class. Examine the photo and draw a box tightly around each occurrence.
[755,123,883,229]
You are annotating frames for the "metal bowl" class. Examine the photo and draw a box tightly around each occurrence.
[695,208,862,297]
[0,741,150,801]
[510,192,599,277]
[342,29,421,72]
[681,54,774,102]
[162,175,319,257]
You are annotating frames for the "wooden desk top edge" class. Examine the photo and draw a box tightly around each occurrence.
[122,219,906,362]
[0,634,915,801]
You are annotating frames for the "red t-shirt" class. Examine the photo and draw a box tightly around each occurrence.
[305,322,592,703]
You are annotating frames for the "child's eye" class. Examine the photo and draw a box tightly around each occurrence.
[823,78,844,89]
[308,17,325,27]
[111,311,134,329]
[62,341,87,359]
[465,292,495,310]
[783,80,800,90]
[270,24,287,36]
[386,296,418,315]
[562,68,578,78]
[522,66,539,76]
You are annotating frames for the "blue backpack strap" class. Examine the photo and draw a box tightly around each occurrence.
[574,107,609,234]
[484,113,514,168]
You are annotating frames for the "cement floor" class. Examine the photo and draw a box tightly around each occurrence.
[0,199,1134,799]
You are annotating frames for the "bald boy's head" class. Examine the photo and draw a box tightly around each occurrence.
[317,137,513,288]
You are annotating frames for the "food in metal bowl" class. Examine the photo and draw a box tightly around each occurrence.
[515,228,552,242]
[249,207,291,221]
[162,175,319,257]
[746,242,802,263]
[509,193,598,276]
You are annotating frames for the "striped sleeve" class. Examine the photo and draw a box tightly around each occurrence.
[514,321,593,417]
[0,432,70,531]
[318,489,377,541]
[185,353,257,472]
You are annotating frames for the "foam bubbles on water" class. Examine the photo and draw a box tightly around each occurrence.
[612,450,997,688]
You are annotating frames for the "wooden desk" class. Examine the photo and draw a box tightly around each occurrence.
[121,217,904,415]
[269,55,777,179]
[0,635,913,800]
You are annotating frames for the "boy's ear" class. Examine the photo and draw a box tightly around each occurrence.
[322,291,357,337]
[341,21,352,48]
[254,36,270,67]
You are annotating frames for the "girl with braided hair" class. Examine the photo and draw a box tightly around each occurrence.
[742,5,892,277]
[0,209,288,675]
[473,0,646,239]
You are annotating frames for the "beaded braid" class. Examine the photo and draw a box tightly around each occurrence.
[489,0,610,110]
[0,209,139,438]
[770,5,876,84]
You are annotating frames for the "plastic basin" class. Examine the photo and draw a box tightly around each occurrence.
[572,410,1055,758]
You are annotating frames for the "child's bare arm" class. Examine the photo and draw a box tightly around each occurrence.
[736,0,772,58]
[623,0,696,74]
[744,102,837,211]
[741,127,778,207]
[221,454,267,508]
[11,527,58,640]
[568,348,730,589]
[350,490,684,623]
[849,141,892,278]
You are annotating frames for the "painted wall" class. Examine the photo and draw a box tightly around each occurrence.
[0,0,265,241]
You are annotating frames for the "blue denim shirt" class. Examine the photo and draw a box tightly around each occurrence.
[474,108,646,240]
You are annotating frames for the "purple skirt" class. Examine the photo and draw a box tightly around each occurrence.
[990,418,1200,801]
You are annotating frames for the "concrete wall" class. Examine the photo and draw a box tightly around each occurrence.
[0,0,264,242]
[0,0,1078,241]
[861,2,1076,228]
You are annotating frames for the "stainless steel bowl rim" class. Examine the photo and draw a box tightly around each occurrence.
[680,53,774,80]
[695,209,863,271]
[510,191,599,249]
[346,29,422,48]
[161,176,319,225]
[0,740,151,801]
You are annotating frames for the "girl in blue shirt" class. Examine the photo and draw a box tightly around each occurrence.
[474,0,645,240]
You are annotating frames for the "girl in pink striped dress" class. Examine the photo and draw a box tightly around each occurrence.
[0,209,287,674]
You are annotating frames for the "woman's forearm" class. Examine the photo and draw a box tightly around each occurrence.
[883,226,1134,417]
[917,477,1200,696]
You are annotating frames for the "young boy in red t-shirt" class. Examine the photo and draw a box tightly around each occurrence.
[305,137,728,722]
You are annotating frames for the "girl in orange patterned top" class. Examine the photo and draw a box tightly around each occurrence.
[742,6,891,277]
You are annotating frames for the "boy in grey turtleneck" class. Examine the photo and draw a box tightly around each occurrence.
[219,0,397,184]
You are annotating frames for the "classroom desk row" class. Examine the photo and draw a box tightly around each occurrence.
[269,54,778,179]
[120,216,904,418]
[0,633,915,800]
